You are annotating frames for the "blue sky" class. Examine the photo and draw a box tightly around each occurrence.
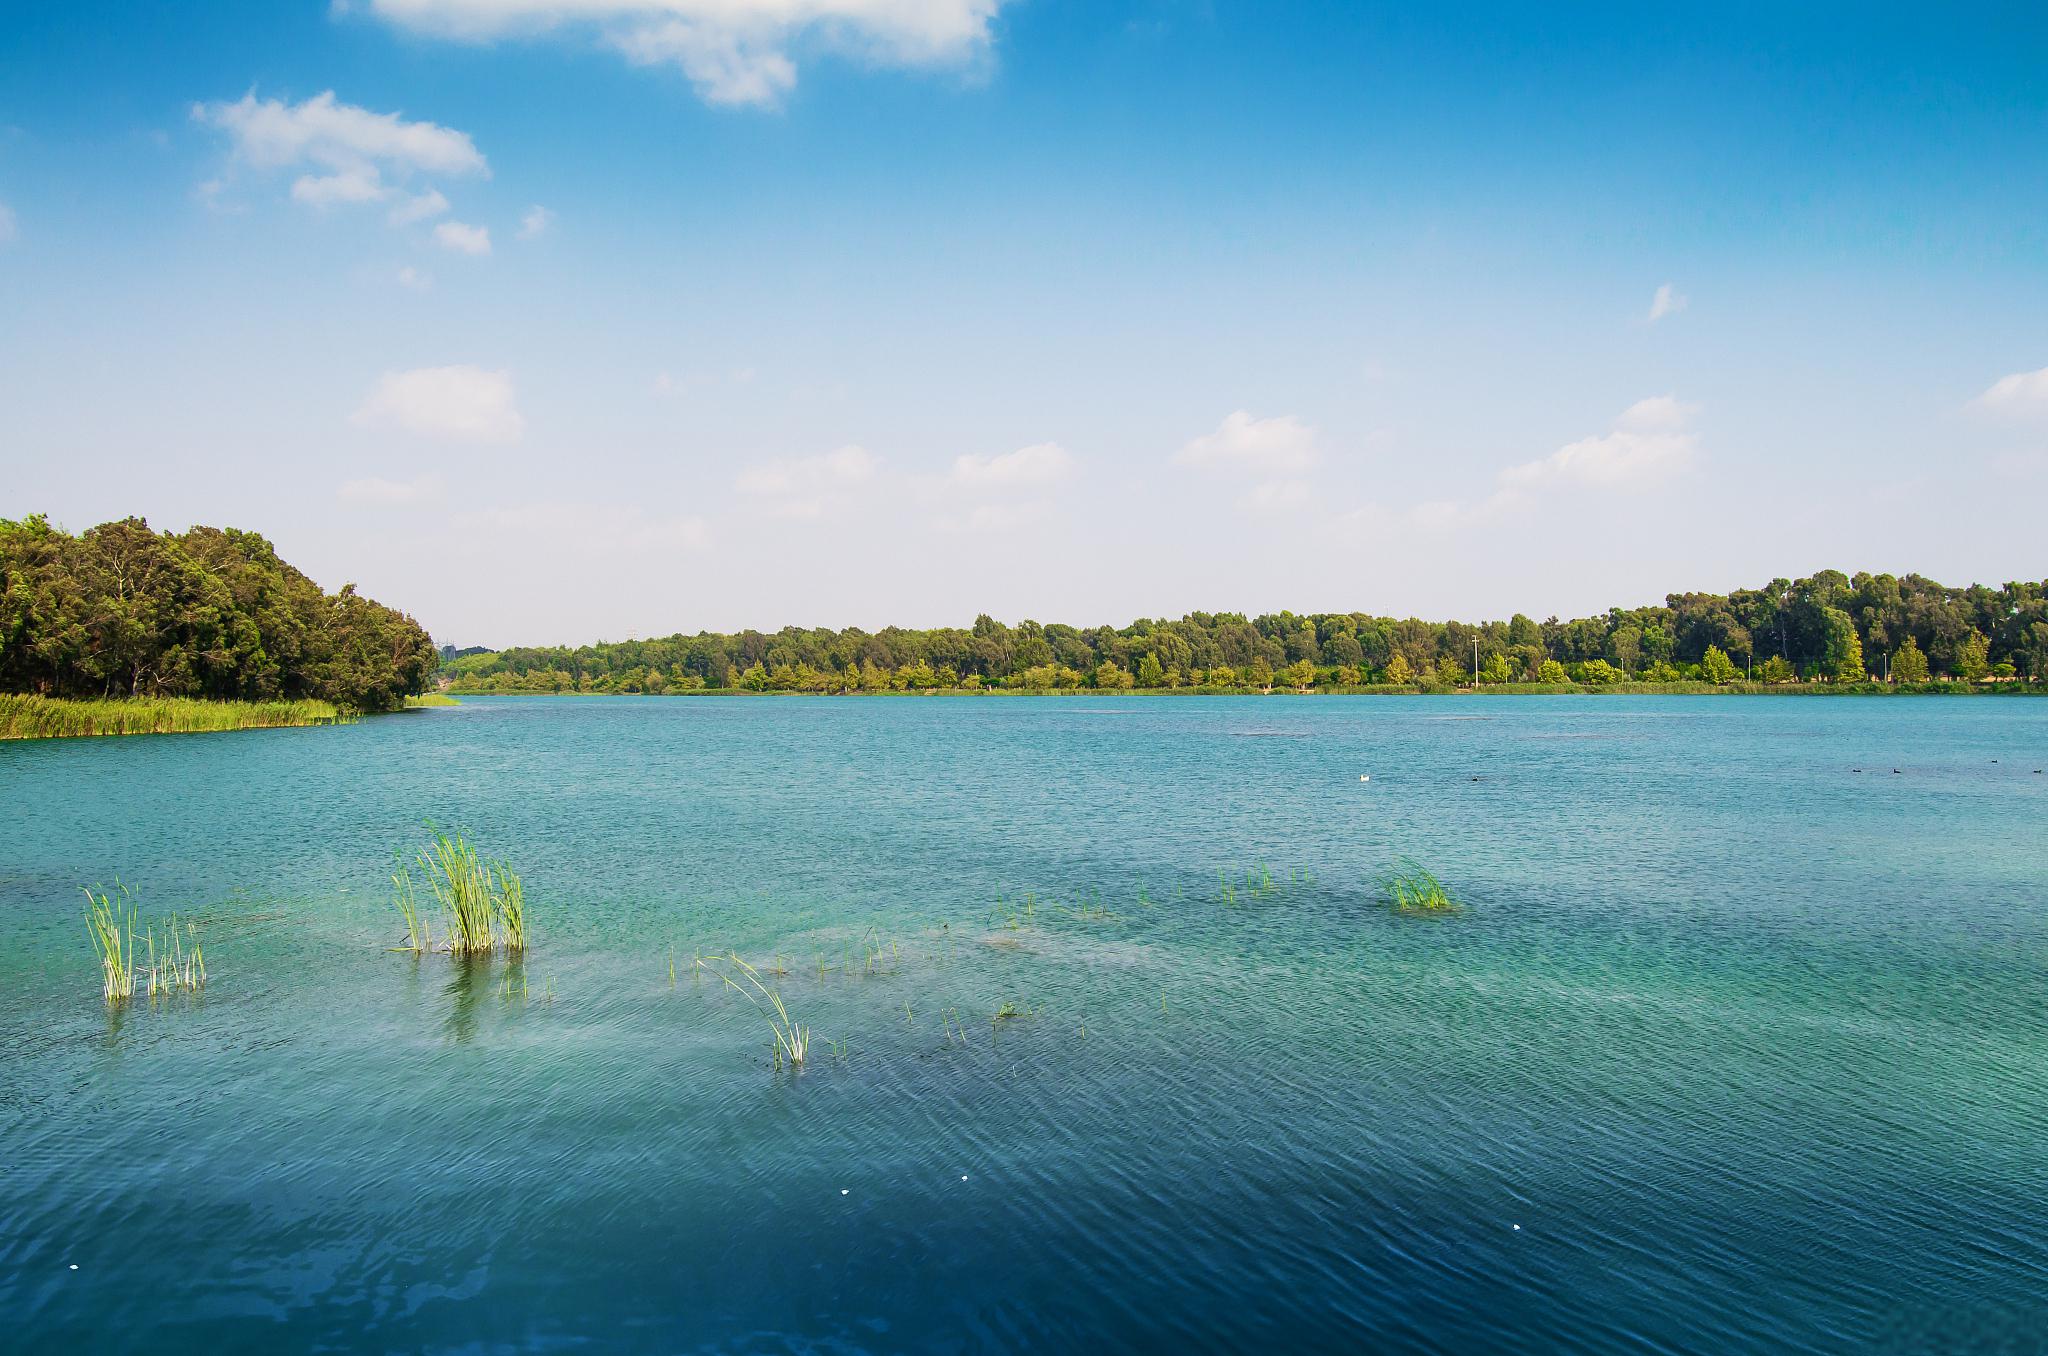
[2,1,2045,644]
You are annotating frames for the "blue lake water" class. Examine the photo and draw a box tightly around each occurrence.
[3,695,2046,1353]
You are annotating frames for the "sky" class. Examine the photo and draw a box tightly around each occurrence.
[2,1,2046,646]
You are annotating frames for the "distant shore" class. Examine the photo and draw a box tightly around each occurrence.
[442,680,2046,699]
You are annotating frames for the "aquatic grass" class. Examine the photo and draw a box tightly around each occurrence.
[142,915,206,998]
[391,868,431,953]
[490,863,527,952]
[84,886,137,1003]
[391,829,531,956]
[403,693,462,708]
[3,693,349,740]
[1379,859,1462,914]
[705,953,813,1068]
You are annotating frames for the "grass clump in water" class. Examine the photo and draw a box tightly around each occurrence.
[143,915,207,998]
[84,886,138,1003]
[403,693,462,708]
[85,886,207,1002]
[704,953,813,1068]
[391,829,531,955]
[1379,859,1462,914]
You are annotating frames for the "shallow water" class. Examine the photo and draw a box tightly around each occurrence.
[3,695,2046,1353]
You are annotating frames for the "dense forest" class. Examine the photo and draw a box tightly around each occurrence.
[0,515,437,710]
[442,570,2048,695]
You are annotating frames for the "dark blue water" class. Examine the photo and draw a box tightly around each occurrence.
[3,696,2046,1352]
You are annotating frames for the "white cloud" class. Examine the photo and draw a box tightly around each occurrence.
[360,0,1011,108]
[518,204,554,238]
[1647,282,1687,322]
[193,92,486,219]
[194,91,486,176]
[389,187,450,224]
[932,501,1046,535]
[290,165,390,206]
[1973,366,2048,418]
[457,502,711,554]
[735,443,878,517]
[1240,479,1311,513]
[352,365,524,442]
[1500,396,1698,490]
[339,474,443,505]
[434,220,492,254]
[947,440,1073,490]
[1176,410,1320,473]
[0,201,15,244]
[396,265,432,290]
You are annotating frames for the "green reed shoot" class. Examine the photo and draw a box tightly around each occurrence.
[143,914,205,998]
[84,886,137,1003]
[391,867,431,953]
[392,829,531,955]
[706,953,812,1068]
[1380,859,1462,913]
[490,862,527,951]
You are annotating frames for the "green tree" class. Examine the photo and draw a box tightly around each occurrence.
[1954,630,1990,680]
[1095,660,1134,690]
[1536,658,1569,684]
[1383,653,1415,685]
[1135,653,1164,688]
[1700,645,1738,685]
[1822,607,1865,682]
[1890,636,1929,684]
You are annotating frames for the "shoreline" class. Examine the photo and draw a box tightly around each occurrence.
[440,681,2047,700]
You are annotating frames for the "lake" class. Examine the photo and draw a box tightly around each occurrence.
[3,695,2045,1352]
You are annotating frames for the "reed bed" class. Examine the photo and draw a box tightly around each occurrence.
[390,830,531,955]
[403,693,462,708]
[3,693,350,740]
[1379,860,1462,913]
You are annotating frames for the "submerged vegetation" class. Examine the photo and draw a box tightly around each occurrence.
[439,569,2048,694]
[0,514,435,711]
[1379,861,1462,914]
[2,692,349,740]
[390,830,531,956]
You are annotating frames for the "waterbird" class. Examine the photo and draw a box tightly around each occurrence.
[1359,774,1371,782]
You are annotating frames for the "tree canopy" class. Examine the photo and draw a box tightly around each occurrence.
[0,515,436,710]
[439,568,2048,694]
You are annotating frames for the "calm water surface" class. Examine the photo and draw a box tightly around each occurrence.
[3,695,2046,1353]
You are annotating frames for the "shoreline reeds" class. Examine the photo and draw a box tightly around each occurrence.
[4,693,350,740]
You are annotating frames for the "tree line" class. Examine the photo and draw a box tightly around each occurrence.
[441,569,2048,694]
[0,515,437,710]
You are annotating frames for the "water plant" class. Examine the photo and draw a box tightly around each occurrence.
[143,915,206,998]
[1379,859,1462,913]
[391,829,531,955]
[391,868,431,953]
[84,886,137,1003]
[705,953,813,1068]
[4,693,349,741]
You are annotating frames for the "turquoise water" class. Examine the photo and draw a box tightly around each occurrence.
[3,695,2046,1352]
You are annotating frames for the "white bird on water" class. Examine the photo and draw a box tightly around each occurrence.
[1359,774,1371,782]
